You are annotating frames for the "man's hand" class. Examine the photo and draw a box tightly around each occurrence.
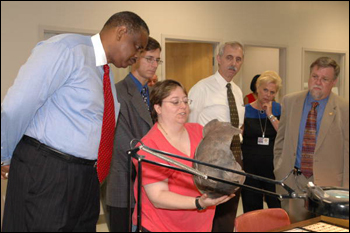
[1,165,10,180]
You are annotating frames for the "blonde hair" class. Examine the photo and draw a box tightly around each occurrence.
[256,70,282,92]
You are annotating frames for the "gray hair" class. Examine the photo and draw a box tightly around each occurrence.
[218,42,244,57]
[310,57,340,80]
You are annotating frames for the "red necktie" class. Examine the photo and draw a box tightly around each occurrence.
[301,101,319,178]
[97,64,116,183]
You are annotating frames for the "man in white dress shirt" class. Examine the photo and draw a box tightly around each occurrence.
[189,42,245,232]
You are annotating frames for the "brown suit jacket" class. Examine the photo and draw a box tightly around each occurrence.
[274,91,349,190]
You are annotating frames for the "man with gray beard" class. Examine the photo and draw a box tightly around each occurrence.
[274,57,349,223]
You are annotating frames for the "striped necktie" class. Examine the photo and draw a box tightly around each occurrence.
[97,64,116,183]
[301,101,319,178]
[141,87,150,111]
[226,83,242,166]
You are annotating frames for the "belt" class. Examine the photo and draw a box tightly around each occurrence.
[23,135,97,166]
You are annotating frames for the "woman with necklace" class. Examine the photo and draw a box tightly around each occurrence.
[132,80,235,232]
[241,71,282,213]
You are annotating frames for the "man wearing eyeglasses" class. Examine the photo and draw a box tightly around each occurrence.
[103,37,162,232]
[274,57,349,223]
[189,42,245,232]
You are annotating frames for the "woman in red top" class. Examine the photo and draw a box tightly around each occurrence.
[132,80,235,232]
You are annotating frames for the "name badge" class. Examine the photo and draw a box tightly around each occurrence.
[258,137,269,146]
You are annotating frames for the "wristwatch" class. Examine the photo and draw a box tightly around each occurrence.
[195,196,206,211]
[268,114,275,119]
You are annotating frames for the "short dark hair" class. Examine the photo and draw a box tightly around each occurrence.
[103,11,149,35]
[150,80,187,122]
[250,74,260,93]
[144,37,161,52]
[310,57,340,80]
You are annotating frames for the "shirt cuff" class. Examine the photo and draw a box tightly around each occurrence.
[1,159,11,166]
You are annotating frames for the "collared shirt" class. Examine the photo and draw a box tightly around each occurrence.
[129,72,150,107]
[1,33,120,164]
[188,71,245,130]
[294,92,329,168]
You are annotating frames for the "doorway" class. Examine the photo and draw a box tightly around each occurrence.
[166,42,214,92]
[302,49,346,98]
[242,45,287,102]
[162,35,221,92]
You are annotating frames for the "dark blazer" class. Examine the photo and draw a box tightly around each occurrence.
[106,74,153,208]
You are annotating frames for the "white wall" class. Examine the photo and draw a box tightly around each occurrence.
[1,1,349,101]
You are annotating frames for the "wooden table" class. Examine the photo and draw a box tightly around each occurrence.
[271,215,349,232]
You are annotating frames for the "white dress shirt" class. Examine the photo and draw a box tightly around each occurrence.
[188,71,245,130]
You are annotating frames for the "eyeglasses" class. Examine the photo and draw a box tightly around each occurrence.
[162,99,193,107]
[141,56,163,65]
[311,75,334,84]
